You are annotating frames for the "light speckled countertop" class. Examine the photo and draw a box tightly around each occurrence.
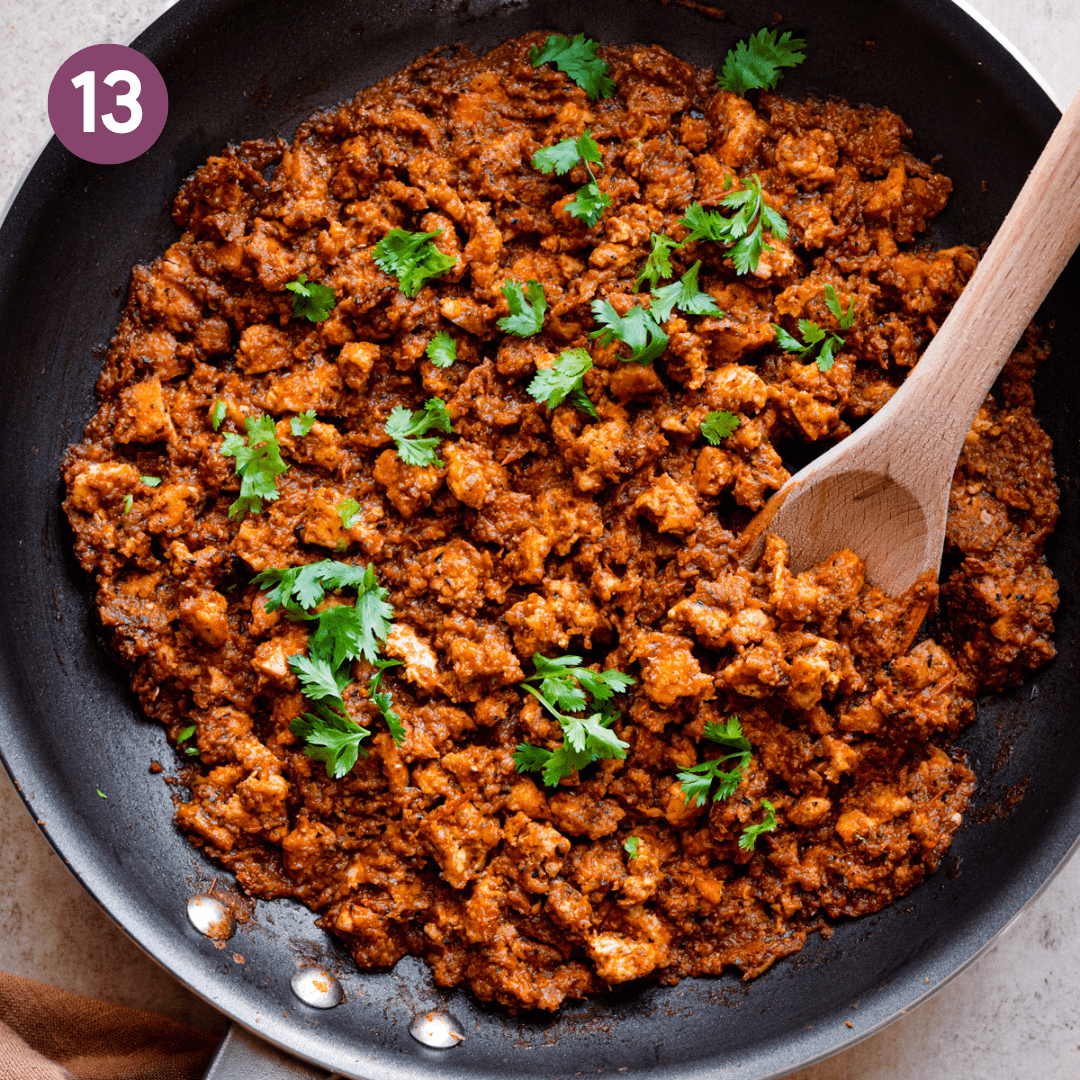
[1,1,1078,1076]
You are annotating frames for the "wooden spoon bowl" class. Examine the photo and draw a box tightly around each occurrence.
[742,86,1080,598]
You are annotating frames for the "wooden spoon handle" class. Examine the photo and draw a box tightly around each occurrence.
[886,86,1080,474]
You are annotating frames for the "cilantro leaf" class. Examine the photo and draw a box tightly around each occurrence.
[532,130,610,229]
[623,836,640,859]
[336,496,362,529]
[635,232,676,292]
[739,798,779,851]
[219,414,288,520]
[369,657,402,693]
[649,261,721,322]
[426,330,457,368]
[289,652,351,709]
[817,337,839,372]
[305,607,361,670]
[368,661,405,745]
[678,201,731,245]
[772,323,809,354]
[210,400,226,431]
[532,136,589,177]
[678,758,745,807]
[513,742,555,775]
[373,229,457,297]
[772,312,846,373]
[590,299,669,365]
[527,348,596,418]
[719,176,789,274]
[385,398,453,467]
[700,410,740,444]
[498,279,547,337]
[528,33,616,100]
[285,273,336,323]
[290,410,316,437]
[349,566,395,663]
[560,708,627,760]
[677,715,753,806]
[255,560,394,777]
[704,715,753,755]
[306,593,392,672]
[678,178,788,275]
[96,788,107,799]
[255,561,393,667]
[252,560,372,617]
[515,654,634,788]
[566,182,611,228]
[290,702,370,780]
[523,740,598,788]
[176,724,199,758]
[718,28,807,96]
[824,284,855,329]
[373,688,405,744]
[534,130,603,175]
[121,494,133,515]
[140,475,162,487]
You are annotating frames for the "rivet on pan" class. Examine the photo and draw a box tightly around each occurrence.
[409,1010,465,1048]
[186,895,235,941]
[290,967,344,1009]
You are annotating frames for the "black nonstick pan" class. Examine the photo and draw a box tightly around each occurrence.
[1,1,1077,1078]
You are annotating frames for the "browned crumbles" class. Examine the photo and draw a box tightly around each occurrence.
[61,35,1058,1011]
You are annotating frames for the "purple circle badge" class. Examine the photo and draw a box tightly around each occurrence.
[48,43,168,165]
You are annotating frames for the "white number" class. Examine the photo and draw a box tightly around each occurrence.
[71,70,95,133]
[69,69,143,135]
[102,69,142,134]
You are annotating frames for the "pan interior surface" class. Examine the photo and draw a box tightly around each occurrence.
[0,1,1076,1078]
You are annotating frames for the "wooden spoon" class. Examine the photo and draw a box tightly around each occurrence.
[741,86,1080,601]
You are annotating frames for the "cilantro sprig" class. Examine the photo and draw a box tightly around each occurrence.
[739,799,778,851]
[636,232,677,292]
[700,410,740,443]
[385,398,453,467]
[529,33,616,100]
[498,279,547,337]
[176,724,200,757]
[219,414,288,520]
[773,285,855,372]
[426,330,457,368]
[253,561,393,665]
[677,716,753,807]
[650,261,722,322]
[532,130,611,228]
[679,175,789,275]
[527,348,596,418]
[290,410,316,437]
[623,836,640,859]
[369,658,405,744]
[286,273,336,323]
[210,400,226,431]
[513,654,634,787]
[291,704,372,779]
[254,560,398,776]
[718,28,807,96]
[336,496,362,529]
[373,229,457,297]
[590,299,668,365]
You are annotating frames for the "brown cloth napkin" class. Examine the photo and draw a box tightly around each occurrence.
[0,971,218,1080]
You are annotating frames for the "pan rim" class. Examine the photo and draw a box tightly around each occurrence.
[0,1,1074,1077]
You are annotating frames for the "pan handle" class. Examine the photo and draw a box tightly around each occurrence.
[204,1022,350,1080]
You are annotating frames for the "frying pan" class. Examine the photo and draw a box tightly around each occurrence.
[0,1,1077,1077]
